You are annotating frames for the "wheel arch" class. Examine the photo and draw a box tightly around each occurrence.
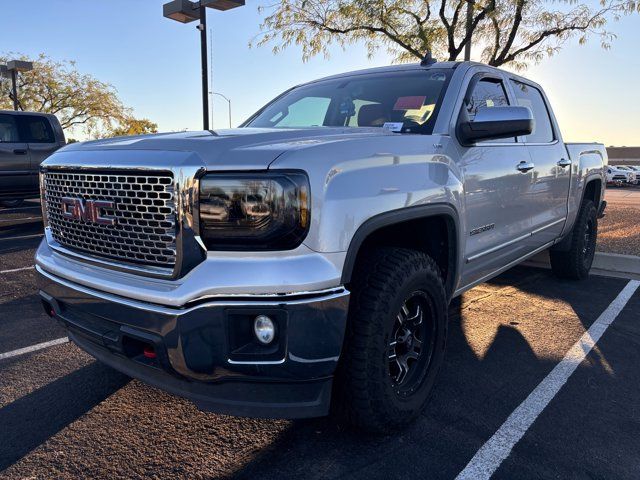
[553,176,603,253]
[340,204,460,299]
[582,176,603,207]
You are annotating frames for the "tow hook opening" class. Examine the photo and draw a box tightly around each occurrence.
[122,336,159,366]
[143,345,157,359]
[41,299,56,318]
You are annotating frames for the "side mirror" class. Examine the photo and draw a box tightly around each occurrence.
[458,106,534,144]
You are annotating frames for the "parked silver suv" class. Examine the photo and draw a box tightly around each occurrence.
[36,61,606,432]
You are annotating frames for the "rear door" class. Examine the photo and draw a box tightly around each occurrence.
[0,113,32,196]
[18,114,60,188]
[508,79,571,245]
[458,73,534,287]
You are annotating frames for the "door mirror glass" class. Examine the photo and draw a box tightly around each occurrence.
[458,106,534,144]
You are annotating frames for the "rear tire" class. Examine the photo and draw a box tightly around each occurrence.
[334,248,448,433]
[550,200,598,280]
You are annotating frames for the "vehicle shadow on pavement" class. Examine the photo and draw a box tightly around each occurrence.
[0,267,631,479]
[228,268,628,480]
[0,361,129,471]
[0,236,43,256]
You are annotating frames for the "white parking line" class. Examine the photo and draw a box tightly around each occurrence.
[0,265,35,274]
[456,279,640,480]
[0,337,69,361]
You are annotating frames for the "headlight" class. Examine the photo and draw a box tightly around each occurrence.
[199,171,310,250]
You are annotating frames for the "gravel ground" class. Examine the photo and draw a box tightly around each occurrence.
[597,203,640,256]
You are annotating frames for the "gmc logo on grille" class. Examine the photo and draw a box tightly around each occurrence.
[60,197,117,226]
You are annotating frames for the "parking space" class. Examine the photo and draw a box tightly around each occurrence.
[1,204,639,479]
[493,288,640,479]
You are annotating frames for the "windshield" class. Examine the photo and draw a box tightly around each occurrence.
[245,69,451,134]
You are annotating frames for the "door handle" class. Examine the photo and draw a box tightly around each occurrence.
[557,158,571,167]
[517,161,535,173]
[13,149,27,155]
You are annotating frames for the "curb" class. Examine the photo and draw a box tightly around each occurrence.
[525,251,640,277]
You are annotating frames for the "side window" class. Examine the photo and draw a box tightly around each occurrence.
[270,96,331,127]
[510,80,554,143]
[0,114,20,143]
[466,78,510,119]
[19,115,56,143]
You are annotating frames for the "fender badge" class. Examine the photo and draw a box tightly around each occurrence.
[470,223,495,236]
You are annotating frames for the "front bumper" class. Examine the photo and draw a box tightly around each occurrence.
[37,266,349,419]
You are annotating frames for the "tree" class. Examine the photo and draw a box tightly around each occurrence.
[256,0,639,69]
[0,53,157,137]
[106,117,158,138]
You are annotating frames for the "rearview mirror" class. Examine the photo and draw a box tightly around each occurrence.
[458,106,534,144]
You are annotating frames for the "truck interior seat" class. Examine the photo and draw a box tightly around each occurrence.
[357,104,387,127]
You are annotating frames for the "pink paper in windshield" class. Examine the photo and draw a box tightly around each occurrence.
[393,96,426,110]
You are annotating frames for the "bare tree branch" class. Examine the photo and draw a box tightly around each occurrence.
[255,0,639,69]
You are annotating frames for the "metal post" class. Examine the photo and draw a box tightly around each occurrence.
[199,4,210,130]
[209,27,214,127]
[464,0,474,61]
[10,70,18,111]
[211,92,231,128]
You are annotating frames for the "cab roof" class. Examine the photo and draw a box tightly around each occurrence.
[300,60,519,86]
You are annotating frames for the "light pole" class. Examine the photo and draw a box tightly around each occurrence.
[1,60,33,110]
[464,0,475,61]
[163,0,244,130]
[210,91,231,128]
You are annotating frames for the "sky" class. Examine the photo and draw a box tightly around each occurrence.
[1,0,638,146]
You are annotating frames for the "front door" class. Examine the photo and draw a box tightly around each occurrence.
[458,75,534,288]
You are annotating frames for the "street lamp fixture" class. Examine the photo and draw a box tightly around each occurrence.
[163,0,200,23]
[201,0,245,11]
[7,60,34,73]
[163,0,244,130]
[1,60,33,111]
[210,91,232,128]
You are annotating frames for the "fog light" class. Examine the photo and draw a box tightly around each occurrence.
[254,315,275,344]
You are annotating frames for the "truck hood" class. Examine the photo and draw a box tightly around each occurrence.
[55,127,398,170]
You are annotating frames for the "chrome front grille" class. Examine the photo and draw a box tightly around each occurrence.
[43,170,177,269]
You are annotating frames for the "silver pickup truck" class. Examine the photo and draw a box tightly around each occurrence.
[35,61,606,433]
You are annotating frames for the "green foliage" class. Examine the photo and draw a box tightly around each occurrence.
[0,53,157,138]
[255,0,639,68]
[107,117,159,138]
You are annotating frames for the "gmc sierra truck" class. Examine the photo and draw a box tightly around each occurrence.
[0,110,65,207]
[36,61,607,433]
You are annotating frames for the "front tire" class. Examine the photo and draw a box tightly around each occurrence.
[334,248,448,433]
[550,200,598,280]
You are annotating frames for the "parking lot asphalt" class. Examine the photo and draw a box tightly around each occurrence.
[1,201,640,479]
